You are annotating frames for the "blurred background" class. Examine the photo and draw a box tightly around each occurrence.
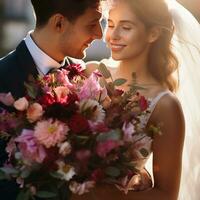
[0,0,199,61]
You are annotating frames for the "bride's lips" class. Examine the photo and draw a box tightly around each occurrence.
[110,43,126,51]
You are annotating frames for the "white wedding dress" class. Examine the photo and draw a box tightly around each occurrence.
[103,1,200,199]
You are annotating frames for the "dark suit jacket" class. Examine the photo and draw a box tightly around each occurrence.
[0,40,82,199]
[0,40,38,200]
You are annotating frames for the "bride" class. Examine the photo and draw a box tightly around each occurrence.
[72,0,200,199]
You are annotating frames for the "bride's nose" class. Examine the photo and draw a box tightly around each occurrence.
[110,27,121,40]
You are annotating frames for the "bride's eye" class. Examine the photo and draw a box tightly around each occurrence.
[122,26,131,30]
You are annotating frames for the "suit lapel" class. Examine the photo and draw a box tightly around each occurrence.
[16,40,38,80]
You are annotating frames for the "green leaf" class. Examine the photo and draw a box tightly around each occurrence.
[0,170,7,180]
[128,84,146,91]
[20,169,31,179]
[35,191,57,198]
[113,78,127,86]
[105,167,121,177]
[16,190,30,200]
[140,148,149,157]
[24,82,37,99]
[0,167,19,175]
[96,129,122,142]
[98,63,112,79]
[50,171,63,179]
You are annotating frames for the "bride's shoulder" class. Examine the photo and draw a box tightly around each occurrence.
[158,92,182,110]
[153,91,184,124]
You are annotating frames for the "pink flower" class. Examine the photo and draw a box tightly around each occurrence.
[55,69,73,88]
[34,119,69,148]
[15,129,46,163]
[78,73,102,100]
[69,181,95,195]
[54,86,70,103]
[96,140,121,158]
[0,92,15,106]
[14,97,29,111]
[89,122,109,133]
[27,103,43,123]
[75,149,91,163]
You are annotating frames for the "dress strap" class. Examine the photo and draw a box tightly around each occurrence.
[148,91,170,113]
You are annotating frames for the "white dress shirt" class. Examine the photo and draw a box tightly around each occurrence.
[24,31,61,75]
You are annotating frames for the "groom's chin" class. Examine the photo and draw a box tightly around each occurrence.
[75,50,86,59]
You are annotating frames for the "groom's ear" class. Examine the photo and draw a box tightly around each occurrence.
[49,14,69,32]
[148,26,161,43]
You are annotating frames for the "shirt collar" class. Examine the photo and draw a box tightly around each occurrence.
[24,31,61,75]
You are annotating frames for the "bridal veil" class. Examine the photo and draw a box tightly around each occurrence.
[167,0,200,199]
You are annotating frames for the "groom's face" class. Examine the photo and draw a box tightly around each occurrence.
[59,8,103,59]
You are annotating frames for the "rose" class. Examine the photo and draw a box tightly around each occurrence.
[68,114,90,134]
[27,103,43,123]
[14,97,29,111]
[0,92,15,106]
[54,86,69,103]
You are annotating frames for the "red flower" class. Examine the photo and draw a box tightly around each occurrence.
[66,64,85,80]
[68,114,90,134]
[139,96,148,111]
[91,168,105,182]
[39,93,55,106]
[114,89,124,96]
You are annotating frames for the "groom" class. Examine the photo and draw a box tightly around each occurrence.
[0,0,102,199]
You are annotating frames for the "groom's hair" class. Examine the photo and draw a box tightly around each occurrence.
[31,0,100,27]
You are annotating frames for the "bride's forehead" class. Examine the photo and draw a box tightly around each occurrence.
[107,2,137,18]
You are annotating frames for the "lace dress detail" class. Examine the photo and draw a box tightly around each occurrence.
[139,91,170,129]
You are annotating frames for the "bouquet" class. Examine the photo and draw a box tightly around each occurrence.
[0,63,158,199]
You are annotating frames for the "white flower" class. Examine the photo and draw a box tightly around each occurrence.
[79,99,105,123]
[57,161,75,181]
[69,181,95,195]
[14,97,29,111]
[58,142,72,156]
[131,133,152,169]
[122,122,135,142]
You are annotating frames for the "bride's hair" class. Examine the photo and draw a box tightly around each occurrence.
[106,0,179,92]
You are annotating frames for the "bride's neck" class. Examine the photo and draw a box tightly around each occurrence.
[117,58,155,84]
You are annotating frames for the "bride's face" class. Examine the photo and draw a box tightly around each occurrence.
[105,1,151,61]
